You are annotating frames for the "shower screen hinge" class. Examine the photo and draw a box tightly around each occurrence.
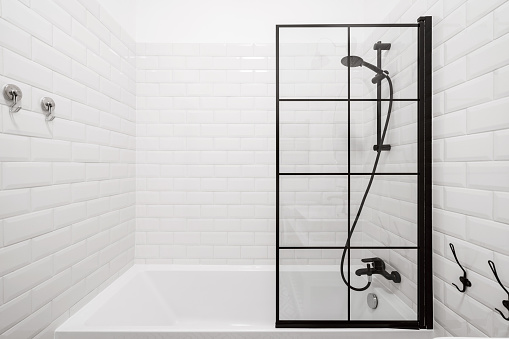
[373,144,391,152]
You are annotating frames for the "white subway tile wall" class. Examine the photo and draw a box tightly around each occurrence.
[136,41,276,265]
[392,0,509,337]
[0,0,135,338]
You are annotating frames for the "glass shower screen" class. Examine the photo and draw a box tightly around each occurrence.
[275,18,432,329]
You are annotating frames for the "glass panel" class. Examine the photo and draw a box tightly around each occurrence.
[349,175,417,247]
[279,101,352,173]
[277,23,424,325]
[279,249,417,321]
[349,249,418,320]
[278,27,348,98]
[349,27,418,100]
[350,101,417,173]
[279,176,348,247]
[279,250,348,320]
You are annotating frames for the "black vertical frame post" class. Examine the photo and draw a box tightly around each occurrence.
[417,16,433,329]
[275,25,280,326]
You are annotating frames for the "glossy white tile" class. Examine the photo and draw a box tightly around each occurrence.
[1,0,52,45]
[0,18,32,58]
[0,0,135,336]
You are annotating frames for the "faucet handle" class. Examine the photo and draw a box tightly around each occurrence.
[361,257,381,263]
[361,257,385,270]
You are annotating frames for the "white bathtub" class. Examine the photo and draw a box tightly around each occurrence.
[56,265,433,339]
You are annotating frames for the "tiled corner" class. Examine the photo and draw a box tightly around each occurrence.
[0,0,135,337]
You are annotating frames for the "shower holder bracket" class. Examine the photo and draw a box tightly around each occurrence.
[373,144,391,151]
[373,42,391,51]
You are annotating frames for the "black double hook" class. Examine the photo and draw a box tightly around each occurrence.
[488,260,509,321]
[449,243,471,293]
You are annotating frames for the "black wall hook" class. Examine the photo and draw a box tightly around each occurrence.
[449,243,472,293]
[488,260,509,321]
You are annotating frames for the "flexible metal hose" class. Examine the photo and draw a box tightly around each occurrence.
[339,75,394,291]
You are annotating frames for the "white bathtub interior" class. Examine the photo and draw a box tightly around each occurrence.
[56,265,431,338]
[87,268,274,328]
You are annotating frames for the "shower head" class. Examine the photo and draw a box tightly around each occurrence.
[340,55,364,68]
[341,55,387,83]
[341,55,383,74]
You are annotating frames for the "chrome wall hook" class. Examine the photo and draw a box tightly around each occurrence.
[3,84,23,113]
[41,97,56,121]
[488,260,509,321]
[449,243,472,293]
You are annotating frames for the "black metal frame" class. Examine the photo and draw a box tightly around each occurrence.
[275,17,432,329]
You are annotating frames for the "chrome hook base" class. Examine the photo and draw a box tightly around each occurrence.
[41,97,56,121]
[3,84,23,113]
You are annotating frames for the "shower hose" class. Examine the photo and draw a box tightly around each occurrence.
[340,74,394,291]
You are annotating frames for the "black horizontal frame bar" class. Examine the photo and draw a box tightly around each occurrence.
[279,98,419,102]
[279,172,419,176]
[279,246,418,250]
[276,320,420,329]
[277,24,420,28]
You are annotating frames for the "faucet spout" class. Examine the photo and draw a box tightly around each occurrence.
[355,264,372,277]
[356,257,401,283]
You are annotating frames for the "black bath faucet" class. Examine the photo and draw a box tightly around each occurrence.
[355,257,401,283]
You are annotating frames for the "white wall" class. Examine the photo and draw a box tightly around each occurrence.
[99,0,403,43]
[97,0,136,39]
[390,0,509,337]
[135,42,276,264]
[0,0,136,337]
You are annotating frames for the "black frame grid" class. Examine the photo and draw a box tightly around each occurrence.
[275,17,432,329]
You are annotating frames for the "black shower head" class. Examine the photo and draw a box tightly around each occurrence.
[340,55,364,68]
[340,55,384,75]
